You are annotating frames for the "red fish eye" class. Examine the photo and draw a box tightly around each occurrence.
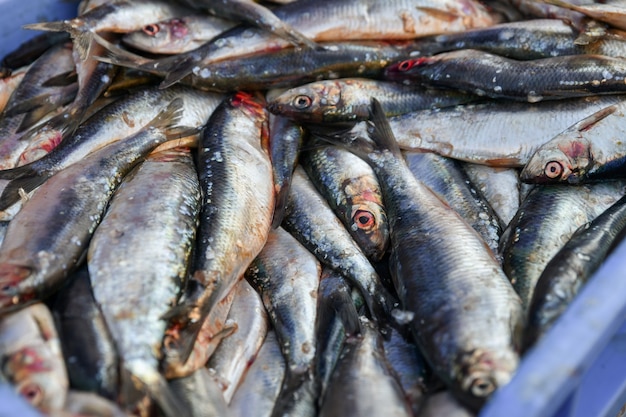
[293,95,312,110]
[19,383,42,406]
[544,161,563,179]
[353,210,375,229]
[397,60,413,71]
[142,24,160,36]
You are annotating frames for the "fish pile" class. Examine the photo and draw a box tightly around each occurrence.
[0,0,625,416]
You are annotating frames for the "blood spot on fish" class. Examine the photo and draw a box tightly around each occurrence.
[170,19,189,39]
[558,141,587,159]
[301,342,312,354]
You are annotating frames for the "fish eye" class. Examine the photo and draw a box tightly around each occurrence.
[544,161,563,179]
[470,376,496,397]
[19,383,43,406]
[142,23,160,36]
[353,210,376,229]
[293,95,312,110]
[397,60,413,71]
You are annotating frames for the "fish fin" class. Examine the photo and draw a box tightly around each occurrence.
[416,6,463,22]
[145,98,201,140]
[366,98,403,158]
[574,104,617,132]
[41,70,78,87]
[123,362,191,417]
[271,181,292,229]
[0,175,46,211]
[24,21,93,61]
[93,33,155,69]
[158,56,195,89]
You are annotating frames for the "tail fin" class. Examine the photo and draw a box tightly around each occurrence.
[122,361,191,417]
[0,175,46,211]
[24,21,93,60]
[145,97,200,141]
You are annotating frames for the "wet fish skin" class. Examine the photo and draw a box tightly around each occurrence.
[122,14,235,55]
[417,390,475,417]
[461,163,521,229]
[268,114,303,229]
[524,193,626,350]
[0,85,222,210]
[0,42,77,170]
[521,99,626,184]
[99,39,423,93]
[314,268,361,406]
[404,151,503,257]
[319,318,413,417]
[162,92,274,366]
[281,166,396,324]
[0,303,69,413]
[344,99,523,410]
[353,95,626,167]
[206,278,269,404]
[245,227,321,385]
[301,142,390,261]
[168,367,232,417]
[51,266,119,401]
[96,0,497,88]
[229,331,285,417]
[385,50,626,102]
[24,0,193,60]
[267,78,475,123]
[88,147,200,416]
[0,99,189,315]
[500,181,626,310]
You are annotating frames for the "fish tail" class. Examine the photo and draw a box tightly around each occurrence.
[366,98,403,158]
[123,361,191,417]
[158,56,195,89]
[93,33,155,69]
[146,98,200,141]
[24,21,93,60]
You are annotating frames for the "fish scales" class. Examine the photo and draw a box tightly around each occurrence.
[163,92,274,366]
[348,100,523,410]
[88,148,200,414]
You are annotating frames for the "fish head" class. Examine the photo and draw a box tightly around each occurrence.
[267,82,342,123]
[454,348,518,409]
[0,263,38,312]
[122,18,188,54]
[3,343,68,412]
[521,139,591,184]
[345,179,389,261]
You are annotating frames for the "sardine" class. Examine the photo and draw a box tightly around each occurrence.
[301,142,390,261]
[350,95,625,166]
[521,99,626,184]
[0,303,68,413]
[168,368,232,417]
[0,85,222,211]
[162,92,274,366]
[404,151,503,257]
[319,318,413,417]
[461,163,521,229]
[88,147,200,416]
[500,181,626,310]
[95,0,497,88]
[281,166,396,323]
[24,0,192,60]
[52,266,119,401]
[268,114,303,229]
[0,99,191,315]
[229,331,285,417]
[385,50,626,102]
[267,78,475,123]
[60,391,132,417]
[538,0,626,31]
[342,99,522,410]
[206,278,269,404]
[524,193,626,349]
[417,391,475,417]
[122,14,235,55]
[245,226,321,386]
